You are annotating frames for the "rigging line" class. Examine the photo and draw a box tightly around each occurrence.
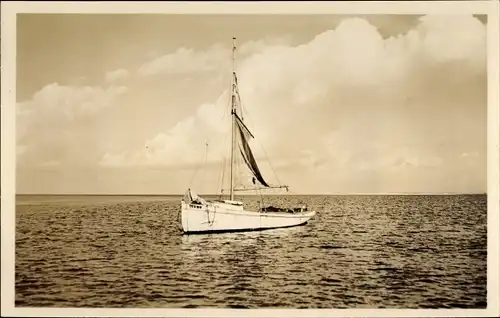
[258,184,264,210]
[213,80,233,198]
[258,138,281,185]
[195,80,231,158]
[222,127,233,198]
[218,157,226,199]
[221,88,230,120]
[254,182,261,211]
[205,204,216,226]
[201,141,209,193]
[218,134,228,197]
[235,81,244,120]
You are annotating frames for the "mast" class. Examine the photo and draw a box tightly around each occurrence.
[229,37,236,201]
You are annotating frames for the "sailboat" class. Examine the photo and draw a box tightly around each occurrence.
[179,37,316,234]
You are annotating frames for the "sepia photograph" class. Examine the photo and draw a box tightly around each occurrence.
[1,1,499,317]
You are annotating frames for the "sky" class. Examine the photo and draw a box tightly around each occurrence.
[16,13,487,194]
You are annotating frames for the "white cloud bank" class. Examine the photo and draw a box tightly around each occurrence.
[17,14,487,193]
[17,83,128,167]
[99,90,232,167]
[101,15,486,177]
[105,68,130,83]
[137,35,293,77]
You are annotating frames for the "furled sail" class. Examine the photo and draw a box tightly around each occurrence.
[235,114,270,187]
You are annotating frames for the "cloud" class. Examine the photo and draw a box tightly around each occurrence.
[17,14,486,194]
[18,83,128,121]
[136,36,293,77]
[417,15,485,67]
[237,35,293,56]
[352,146,444,171]
[105,68,130,83]
[99,89,232,168]
[99,151,129,168]
[137,44,229,77]
[100,116,201,167]
[102,14,486,183]
[283,139,444,174]
[17,83,128,167]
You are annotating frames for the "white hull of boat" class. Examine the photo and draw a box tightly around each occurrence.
[180,201,316,234]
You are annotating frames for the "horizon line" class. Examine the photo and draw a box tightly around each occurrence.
[13,192,487,196]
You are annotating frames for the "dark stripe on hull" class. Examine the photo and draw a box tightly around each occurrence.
[181,221,309,235]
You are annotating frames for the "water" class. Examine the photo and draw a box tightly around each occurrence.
[15,194,487,308]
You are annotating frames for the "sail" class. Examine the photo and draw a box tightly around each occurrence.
[235,114,270,187]
[184,188,207,205]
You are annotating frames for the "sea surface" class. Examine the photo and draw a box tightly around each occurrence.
[15,194,487,308]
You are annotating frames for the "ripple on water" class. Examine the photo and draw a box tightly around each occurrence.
[15,194,487,308]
